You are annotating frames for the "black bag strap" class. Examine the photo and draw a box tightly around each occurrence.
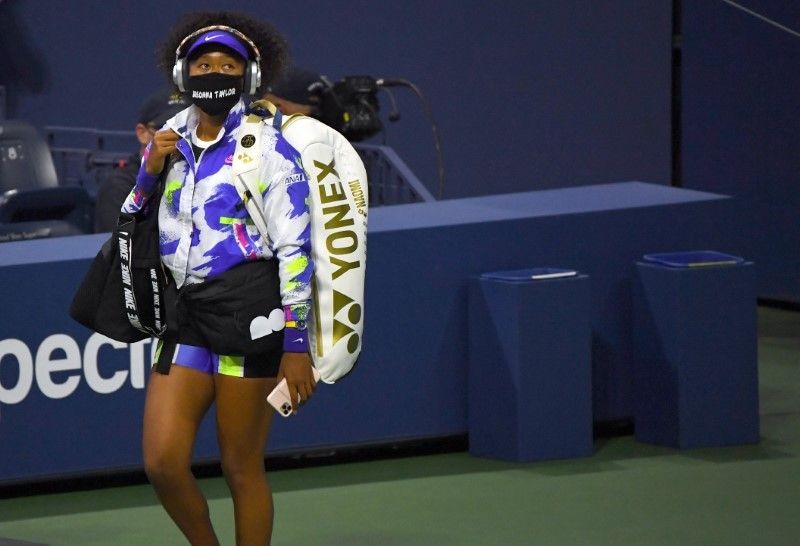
[117,161,171,338]
[117,212,167,338]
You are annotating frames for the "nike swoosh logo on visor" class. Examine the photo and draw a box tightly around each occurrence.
[204,34,223,41]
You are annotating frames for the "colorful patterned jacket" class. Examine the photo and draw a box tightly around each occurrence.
[121,100,313,352]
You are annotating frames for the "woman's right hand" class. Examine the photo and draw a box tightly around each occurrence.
[145,129,181,175]
[276,352,317,414]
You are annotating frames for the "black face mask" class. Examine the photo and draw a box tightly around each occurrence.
[187,73,243,116]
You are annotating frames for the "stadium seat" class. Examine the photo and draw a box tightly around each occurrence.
[0,120,94,240]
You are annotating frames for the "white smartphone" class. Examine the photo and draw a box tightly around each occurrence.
[267,366,321,417]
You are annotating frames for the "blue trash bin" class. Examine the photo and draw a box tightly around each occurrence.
[468,268,593,462]
[633,252,759,448]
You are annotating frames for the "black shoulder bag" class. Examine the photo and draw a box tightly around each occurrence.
[70,169,173,343]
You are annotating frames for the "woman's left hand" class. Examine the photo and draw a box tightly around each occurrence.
[276,352,316,414]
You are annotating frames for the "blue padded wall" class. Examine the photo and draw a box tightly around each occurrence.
[0,182,748,483]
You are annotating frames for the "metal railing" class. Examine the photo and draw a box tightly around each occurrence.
[356,143,435,205]
[44,126,138,194]
[43,126,435,205]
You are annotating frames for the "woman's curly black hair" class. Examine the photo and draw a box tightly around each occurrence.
[158,11,288,95]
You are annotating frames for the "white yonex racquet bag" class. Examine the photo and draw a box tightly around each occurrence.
[232,101,367,384]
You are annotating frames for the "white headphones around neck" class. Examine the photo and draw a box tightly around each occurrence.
[172,25,262,95]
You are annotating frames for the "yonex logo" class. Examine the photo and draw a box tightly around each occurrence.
[313,157,363,356]
[331,290,361,354]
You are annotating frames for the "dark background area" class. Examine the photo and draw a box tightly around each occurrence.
[1,0,673,199]
[1,0,797,300]
[680,0,800,302]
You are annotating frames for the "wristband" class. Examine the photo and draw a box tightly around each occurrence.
[283,326,309,353]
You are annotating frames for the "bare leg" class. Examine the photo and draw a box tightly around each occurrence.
[215,374,277,546]
[143,366,219,546]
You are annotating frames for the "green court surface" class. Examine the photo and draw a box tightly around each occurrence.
[1,307,798,545]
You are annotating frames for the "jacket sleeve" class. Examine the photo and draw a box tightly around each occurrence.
[260,134,314,353]
[120,143,161,214]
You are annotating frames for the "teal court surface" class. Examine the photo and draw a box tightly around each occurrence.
[1,307,798,546]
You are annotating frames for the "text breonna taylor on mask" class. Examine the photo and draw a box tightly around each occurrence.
[191,87,238,99]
